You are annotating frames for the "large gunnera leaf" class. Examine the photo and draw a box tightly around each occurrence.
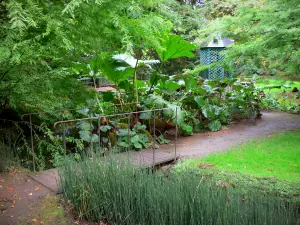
[156,35,196,62]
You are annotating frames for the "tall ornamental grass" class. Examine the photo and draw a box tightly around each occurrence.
[60,158,300,225]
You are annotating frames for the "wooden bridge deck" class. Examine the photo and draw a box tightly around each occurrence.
[28,147,178,193]
[115,148,178,167]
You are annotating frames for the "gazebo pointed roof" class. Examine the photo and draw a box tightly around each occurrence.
[200,36,234,48]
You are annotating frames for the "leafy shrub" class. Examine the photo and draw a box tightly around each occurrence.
[142,78,262,134]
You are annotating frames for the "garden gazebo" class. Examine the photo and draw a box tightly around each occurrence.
[200,36,234,79]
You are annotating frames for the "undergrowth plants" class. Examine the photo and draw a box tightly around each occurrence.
[60,157,300,225]
[247,76,300,113]
[1,76,263,170]
[71,77,262,154]
[1,9,264,170]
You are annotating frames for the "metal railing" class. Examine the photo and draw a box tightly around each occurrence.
[54,108,179,168]
[20,103,140,171]
[0,118,33,170]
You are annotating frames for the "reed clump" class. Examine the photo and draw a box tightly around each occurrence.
[60,157,300,225]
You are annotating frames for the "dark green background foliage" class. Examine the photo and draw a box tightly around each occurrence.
[0,0,298,171]
[0,1,299,224]
[220,0,300,76]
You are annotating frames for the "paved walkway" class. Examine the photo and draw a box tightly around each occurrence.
[28,150,178,193]
[29,110,300,193]
[27,169,59,192]
[165,110,300,158]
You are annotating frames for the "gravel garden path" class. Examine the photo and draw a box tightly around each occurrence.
[168,110,300,158]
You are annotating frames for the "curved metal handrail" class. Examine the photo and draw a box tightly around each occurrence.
[53,107,171,128]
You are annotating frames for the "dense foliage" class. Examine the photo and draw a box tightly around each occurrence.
[219,0,300,76]
[0,0,172,113]
[1,2,299,224]
[0,0,264,171]
[1,0,298,171]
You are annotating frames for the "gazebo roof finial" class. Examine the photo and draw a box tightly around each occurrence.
[201,35,234,48]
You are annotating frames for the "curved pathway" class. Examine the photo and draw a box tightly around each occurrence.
[168,110,300,158]
[27,110,300,193]
[1,111,299,224]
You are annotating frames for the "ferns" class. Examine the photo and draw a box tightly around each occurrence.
[8,0,40,32]
[219,0,300,75]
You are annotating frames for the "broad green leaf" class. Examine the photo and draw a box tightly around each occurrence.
[131,135,140,144]
[77,121,93,131]
[135,80,146,88]
[181,123,193,136]
[118,80,132,91]
[201,104,216,119]
[100,125,112,132]
[102,92,114,102]
[163,109,174,120]
[156,35,196,62]
[164,80,181,91]
[133,122,147,131]
[194,87,206,95]
[139,134,149,147]
[184,76,198,91]
[144,95,166,108]
[208,120,222,132]
[157,135,171,144]
[90,134,99,143]
[94,53,134,84]
[170,106,185,125]
[79,130,90,142]
[133,142,143,149]
[140,112,152,120]
[79,131,98,143]
[72,63,88,74]
[149,72,162,86]
[194,96,205,108]
[117,129,130,137]
[118,141,129,148]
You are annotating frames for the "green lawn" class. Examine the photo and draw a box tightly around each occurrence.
[255,77,300,94]
[176,130,300,181]
[243,76,300,112]
[254,77,300,112]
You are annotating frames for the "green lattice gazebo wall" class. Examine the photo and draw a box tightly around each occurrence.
[199,38,234,80]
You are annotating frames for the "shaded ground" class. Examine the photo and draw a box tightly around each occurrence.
[0,169,69,225]
[0,110,299,224]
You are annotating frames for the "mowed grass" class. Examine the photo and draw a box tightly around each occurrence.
[243,76,300,112]
[255,77,300,94]
[177,130,300,181]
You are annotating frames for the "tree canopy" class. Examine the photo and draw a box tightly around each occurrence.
[1,0,299,114]
[219,0,300,76]
[0,0,173,113]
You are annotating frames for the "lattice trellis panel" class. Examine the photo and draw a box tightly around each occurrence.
[200,48,229,80]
